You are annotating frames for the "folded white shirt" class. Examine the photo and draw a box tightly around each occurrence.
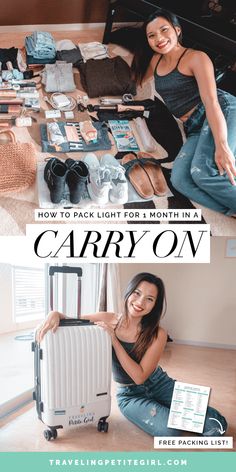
[56,39,76,51]
[78,41,109,61]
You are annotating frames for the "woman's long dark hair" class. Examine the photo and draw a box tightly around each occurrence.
[120,272,166,361]
[131,8,182,84]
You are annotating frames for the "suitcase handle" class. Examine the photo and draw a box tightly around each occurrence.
[49,266,82,277]
[59,319,94,326]
[49,265,82,318]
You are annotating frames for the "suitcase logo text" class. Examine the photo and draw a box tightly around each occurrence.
[69,412,95,426]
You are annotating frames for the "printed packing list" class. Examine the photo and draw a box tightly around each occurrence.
[167,381,210,433]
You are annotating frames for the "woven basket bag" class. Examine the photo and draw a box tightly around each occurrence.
[0,129,37,193]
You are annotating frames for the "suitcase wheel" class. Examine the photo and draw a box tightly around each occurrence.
[97,420,109,433]
[43,428,58,441]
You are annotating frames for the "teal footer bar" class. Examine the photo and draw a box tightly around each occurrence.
[0,452,235,472]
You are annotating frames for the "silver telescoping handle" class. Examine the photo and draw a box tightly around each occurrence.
[49,266,82,319]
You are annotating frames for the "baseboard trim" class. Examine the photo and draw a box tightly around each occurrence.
[0,388,33,420]
[174,339,236,350]
[0,21,136,33]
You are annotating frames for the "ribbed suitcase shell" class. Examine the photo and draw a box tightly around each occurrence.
[39,325,112,429]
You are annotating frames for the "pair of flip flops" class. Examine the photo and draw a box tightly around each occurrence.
[121,153,168,199]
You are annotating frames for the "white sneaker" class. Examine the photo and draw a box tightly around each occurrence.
[109,167,128,204]
[100,153,128,204]
[88,167,112,205]
[83,153,111,204]
[83,152,128,204]
[83,153,100,171]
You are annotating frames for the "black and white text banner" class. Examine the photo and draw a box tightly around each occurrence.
[34,209,202,223]
[26,224,210,263]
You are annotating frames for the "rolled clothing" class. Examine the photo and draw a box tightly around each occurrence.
[25,32,56,60]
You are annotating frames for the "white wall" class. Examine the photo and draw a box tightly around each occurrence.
[1,238,235,343]
[119,237,236,348]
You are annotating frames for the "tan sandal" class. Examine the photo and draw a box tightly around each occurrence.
[121,153,154,199]
[137,154,168,196]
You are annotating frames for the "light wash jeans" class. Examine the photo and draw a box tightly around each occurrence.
[116,366,227,437]
[25,32,56,59]
[171,89,236,215]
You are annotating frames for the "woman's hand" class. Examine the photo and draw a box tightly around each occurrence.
[36,311,62,343]
[215,145,236,185]
[95,320,118,344]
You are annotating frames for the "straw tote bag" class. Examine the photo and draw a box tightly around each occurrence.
[0,129,37,193]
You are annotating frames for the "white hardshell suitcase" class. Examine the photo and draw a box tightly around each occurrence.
[32,266,112,440]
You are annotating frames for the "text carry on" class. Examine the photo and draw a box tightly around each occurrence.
[32,266,112,441]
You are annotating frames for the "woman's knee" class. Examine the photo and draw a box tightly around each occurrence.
[121,408,180,437]
[190,162,220,191]
[117,399,181,437]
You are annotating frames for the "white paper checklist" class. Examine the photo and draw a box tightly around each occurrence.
[167,381,210,433]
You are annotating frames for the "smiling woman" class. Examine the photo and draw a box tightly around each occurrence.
[132,8,236,217]
[127,282,157,318]
[37,271,227,438]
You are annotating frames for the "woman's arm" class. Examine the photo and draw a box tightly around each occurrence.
[143,53,160,81]
[81,312,117,322]
[190,51,236,185]
[97,322,167,384]
[37,310,117,342]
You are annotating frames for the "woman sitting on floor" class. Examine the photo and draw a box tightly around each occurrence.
[37,272,227,437]
[131,8,236,217]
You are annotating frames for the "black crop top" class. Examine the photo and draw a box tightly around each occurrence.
[154,49,201,118]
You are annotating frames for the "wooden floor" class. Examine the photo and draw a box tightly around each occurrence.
[0,28,104,49]
[0,343,235,452]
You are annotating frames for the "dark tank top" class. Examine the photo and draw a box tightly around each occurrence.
[154,49,201,118]
[112,339,137,384]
